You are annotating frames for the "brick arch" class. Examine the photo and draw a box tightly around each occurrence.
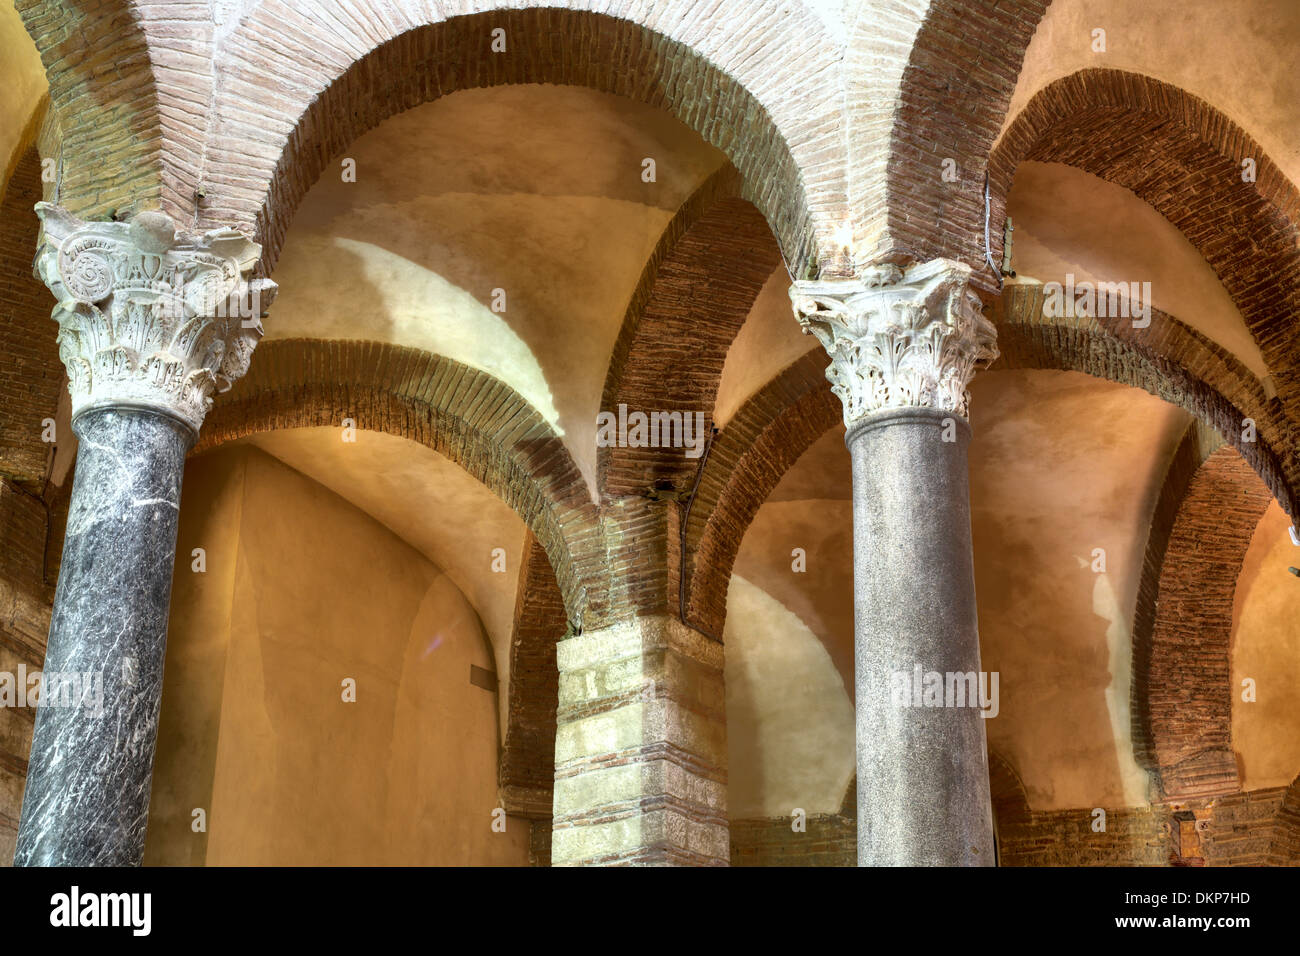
[499,532,566,823]
[596,165,784,619]
[13,0,166,221]
[872,0,1050,286]
[198,338,606,626]
[599,165,778,499]
[681,285,1296,644]
[1129,440,1272,800]
[199,2,844,277]
[683,348,840,639]
[989,68,1300,457]
[992,283,1297,519]
[0,147,61,489]
[988,750,1032,828]
[1129,418,1223,786]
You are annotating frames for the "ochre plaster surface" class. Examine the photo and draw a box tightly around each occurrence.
[715,269,815,428]
[0,3,45,182]
[1003,0,1300,190]
[242,428,526,740]
[726,371,1194,815]
[269,85,727,499]
[1008,161,1266,380]
[1231,501,1300,790]
[724,575,854,819]
[970,370,1189,810]
[147,446,527,865]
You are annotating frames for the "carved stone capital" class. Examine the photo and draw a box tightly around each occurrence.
[33,203,276,434]
[791,259,998,424]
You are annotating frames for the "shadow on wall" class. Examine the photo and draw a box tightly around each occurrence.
[266,85,732,494]
[969,370,1184,812]
[270,234,562,433]
[723,575,854,823]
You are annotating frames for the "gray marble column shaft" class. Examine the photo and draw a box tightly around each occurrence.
[14,204,272,865]
[15,408,192,866]
[848,408,994,865]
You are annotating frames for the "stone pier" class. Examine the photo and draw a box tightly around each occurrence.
[551,615,727,865]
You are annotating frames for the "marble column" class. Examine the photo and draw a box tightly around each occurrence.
[14,204,273,865]
[792,259,999,866]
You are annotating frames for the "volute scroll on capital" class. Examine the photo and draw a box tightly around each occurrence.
[790,259,999,425]
[33,202,276,435]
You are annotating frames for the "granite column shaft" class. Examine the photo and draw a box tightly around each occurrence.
[792,258,999,866]
[848,408,993,864]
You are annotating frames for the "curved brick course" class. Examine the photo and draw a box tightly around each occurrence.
[199,337,606,626]
[991,70,1300,477]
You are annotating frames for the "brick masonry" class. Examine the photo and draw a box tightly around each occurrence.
[1130,420,1223,782]
[197,337,609,628]
[6,2,1300,868]
[551,615,728,866]
[195,2,843,277]
[731,765,1300,867]
[599,167,781,622]
[685,349,839,639]
[731,780,856,867]
[880,0,1050,290]
[995,784,1300,868]
[992,282,1296,519]
[0,145,65,858]
[4,279,1290,868]
[1141,447,1272,799]
[0,479,54,865]
[990,69,1300,492]
[499,533,566,821]
[0,149,61,490]
[15,1,1070,284]
[14,0,162,221]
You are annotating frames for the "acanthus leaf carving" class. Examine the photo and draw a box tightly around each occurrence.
[790,259,999,424]
[33,203,276,434]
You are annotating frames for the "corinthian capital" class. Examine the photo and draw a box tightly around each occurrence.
[33,203,276,434]
[790,259,998,424]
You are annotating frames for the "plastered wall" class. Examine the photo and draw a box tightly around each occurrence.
[145,445,528,865]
